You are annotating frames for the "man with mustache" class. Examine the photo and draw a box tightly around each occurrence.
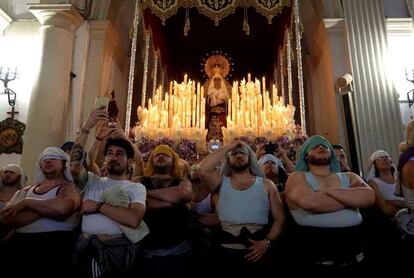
[70,107,147,277]
[285,135,374,274]
[198,140,285,275]
[1,147,80,277]
[0,164,26,211]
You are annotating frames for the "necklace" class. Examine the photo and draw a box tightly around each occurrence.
[311,172,333,178]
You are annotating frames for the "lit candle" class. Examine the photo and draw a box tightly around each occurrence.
[248,73,251,82]
[184,74,188,84]
[228,98,232,122]
[201,97,205,128]
[196,83,200,128]
[262,77,266,95]
[257,94,262,127]
[192,94,196,127]
[182,97,186,128]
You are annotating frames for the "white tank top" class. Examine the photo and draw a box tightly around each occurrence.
[17,184,77,233]
[372,177,404,201]
[192,193,213,214]
[217,176,269,225]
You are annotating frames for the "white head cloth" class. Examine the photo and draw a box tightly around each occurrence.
[258,154,286,172]
[35,147,73,184]
[220,142,264,177]
[366,150,393,181]
[1,164,27,189]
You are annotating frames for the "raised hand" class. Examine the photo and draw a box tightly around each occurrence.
[83,107,108,130]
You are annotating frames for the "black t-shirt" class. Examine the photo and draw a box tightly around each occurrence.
[140,176,190,250]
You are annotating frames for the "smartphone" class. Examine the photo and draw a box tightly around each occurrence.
[94,96,109,110]
[265,143,278,154]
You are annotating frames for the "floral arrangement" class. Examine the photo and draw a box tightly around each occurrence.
[136,136,157,161]
[136,136,205,162]
[176,139,198,162]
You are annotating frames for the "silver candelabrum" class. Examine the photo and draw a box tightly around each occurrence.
[0,66,18,106]
[405,69,414,107]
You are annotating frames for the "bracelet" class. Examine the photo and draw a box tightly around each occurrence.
[95,135,103,141]
[80,127,90,134]
[95,202,104,213]
[265,237,274,247]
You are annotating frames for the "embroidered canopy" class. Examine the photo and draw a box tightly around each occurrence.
[141,0,291,25]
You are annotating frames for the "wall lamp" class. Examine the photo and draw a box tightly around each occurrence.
[0,66,17,107]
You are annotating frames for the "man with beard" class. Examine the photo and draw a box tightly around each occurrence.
[1,147,80,277]
[258,154,288,202]
[332,144,351,172]
[285,135,374,274]
[70,108,147,277]
[198,140,285,276]
[0,164,26,252]
[0,164,26,211]
[135,144,193,277]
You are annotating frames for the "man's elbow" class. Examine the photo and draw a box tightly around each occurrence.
[360,192,375,208]
[55,200,78,218]
[128,218,142,229]
[179,187,193,203]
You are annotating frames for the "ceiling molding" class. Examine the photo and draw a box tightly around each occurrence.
[0,8,12,34]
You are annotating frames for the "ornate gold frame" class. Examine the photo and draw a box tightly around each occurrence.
[0,118,26,154]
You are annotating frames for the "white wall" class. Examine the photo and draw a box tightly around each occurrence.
[386,18,414,126]
[0,21,41,167]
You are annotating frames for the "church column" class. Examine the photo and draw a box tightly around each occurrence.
[323,18,353,164]
[81,20,119,129]
[21,4,83,181]
[342,0,403,176]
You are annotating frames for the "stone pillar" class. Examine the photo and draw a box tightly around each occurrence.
[81,20,119,120]
[21,4,82,183]
[342,0,403,177]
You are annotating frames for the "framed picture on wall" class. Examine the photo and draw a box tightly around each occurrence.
[0,117,25,154]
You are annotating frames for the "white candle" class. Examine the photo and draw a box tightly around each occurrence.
[262,77,266,95]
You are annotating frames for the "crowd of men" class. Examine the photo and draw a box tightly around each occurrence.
[0,106,413,277]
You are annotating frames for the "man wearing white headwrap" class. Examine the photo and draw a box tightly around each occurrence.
[199,140,285,275]
[0,163,27,262]
[0,164,26,210]
[366,150,404,216]
[1,146,81,277]
[258,154,288,202]
[365,150,405,271]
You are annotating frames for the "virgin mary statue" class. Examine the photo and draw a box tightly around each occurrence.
[203,54,232,142]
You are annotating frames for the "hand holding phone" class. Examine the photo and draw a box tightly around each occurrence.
[94,96,109,110]
[265,143,279,154]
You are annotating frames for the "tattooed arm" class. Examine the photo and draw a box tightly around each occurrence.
[70,107,108,183]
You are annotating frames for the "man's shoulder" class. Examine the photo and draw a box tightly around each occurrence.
[117,180,147,192]
[288,171,305,180]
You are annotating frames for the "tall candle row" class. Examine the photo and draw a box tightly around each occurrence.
[137,75,206,129]
[226,75,295,134]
